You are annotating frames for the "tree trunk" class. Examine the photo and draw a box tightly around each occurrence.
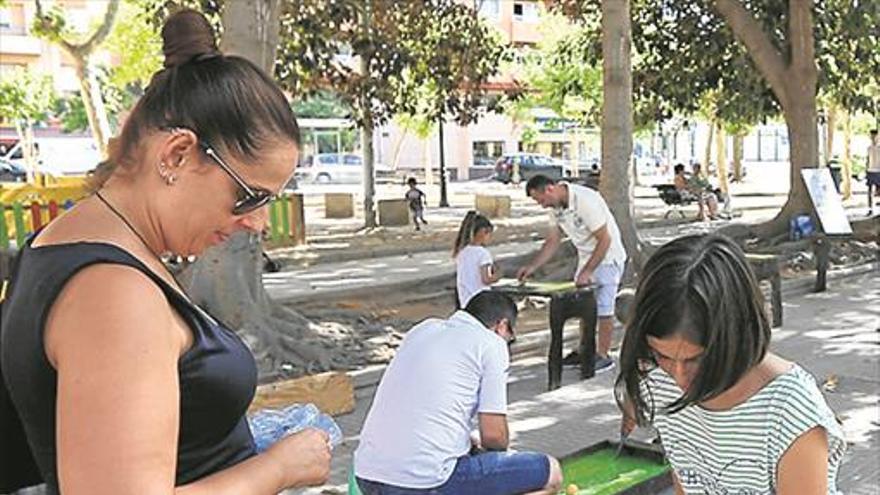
[714,0,819,239]
[841,110,852,200]
[715,123,729,194]
[183,0,332,377]
[600,0,644,282]
[824,105,836,166]
[704,121,714,170]
[14,120,36,183]
[34,0,119,159]
[181,234,331,375]
[423,134,434,186]
[362,121,377,228]
[732,132,744,182]
[220,0,280,71]
[390,128,407,169]
[74,58,112,157]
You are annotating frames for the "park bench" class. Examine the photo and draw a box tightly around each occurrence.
[654,184,697,219]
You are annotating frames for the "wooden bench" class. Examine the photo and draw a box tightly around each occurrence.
[654,184,697,219]
[745,254,783,327]
[249,371,354,416]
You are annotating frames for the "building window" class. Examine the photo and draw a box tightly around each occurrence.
[513,1,539,22]
[472,141,504,166]
[477,0,500,19]
[550,142,570,160]
[0,5,25,34]
[518,141,538,153]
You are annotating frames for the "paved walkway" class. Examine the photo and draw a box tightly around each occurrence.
[287,270,878,494]
[264,240,541,302]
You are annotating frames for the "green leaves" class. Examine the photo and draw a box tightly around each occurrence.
[275,0,507,127]
[30,5,69,44]
[104,0,163,89]
[0,69,55,125]
[553,0,878,128]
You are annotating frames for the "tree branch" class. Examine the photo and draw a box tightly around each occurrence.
[33,0,76,56]
[713,0,790,106]
[80,0,121,56]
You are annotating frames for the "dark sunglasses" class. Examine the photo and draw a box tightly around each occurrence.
[199,143,276,215]
[162,126,276,215]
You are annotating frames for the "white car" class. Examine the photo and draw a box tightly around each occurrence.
[293,153,394,184]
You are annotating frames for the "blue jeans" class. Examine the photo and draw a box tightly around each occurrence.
[357,451,550,495]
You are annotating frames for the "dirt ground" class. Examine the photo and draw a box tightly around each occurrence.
[279,280,584,379]
[270,238,877,381]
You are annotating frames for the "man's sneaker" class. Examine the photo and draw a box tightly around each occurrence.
[594,355,616,374]
[562,351,581,366]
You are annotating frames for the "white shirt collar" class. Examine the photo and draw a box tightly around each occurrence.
[448,310,488,331]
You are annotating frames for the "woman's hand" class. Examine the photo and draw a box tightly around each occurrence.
[266,428,332,488]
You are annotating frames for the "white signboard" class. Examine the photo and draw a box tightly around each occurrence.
[801,168,852,235]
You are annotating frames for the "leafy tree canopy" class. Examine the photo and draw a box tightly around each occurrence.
[0,69,55,125]
[275,0,509,128]
[550,0,879,128]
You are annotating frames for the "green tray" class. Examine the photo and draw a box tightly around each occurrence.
[559,440,672,495]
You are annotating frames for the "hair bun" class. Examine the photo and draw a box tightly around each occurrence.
[162,9,219,68]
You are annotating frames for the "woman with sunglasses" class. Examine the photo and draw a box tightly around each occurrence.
[615,234,845,494]
[1,9,330,495]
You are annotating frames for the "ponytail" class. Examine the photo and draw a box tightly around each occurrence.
[452,210,494,257]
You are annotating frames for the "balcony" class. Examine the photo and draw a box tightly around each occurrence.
[0,33,42,55]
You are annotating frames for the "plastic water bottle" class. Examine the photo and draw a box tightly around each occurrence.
[313,411,344,448]
[248,403,343,452]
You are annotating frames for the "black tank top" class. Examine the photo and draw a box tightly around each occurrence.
[1,239,258,492]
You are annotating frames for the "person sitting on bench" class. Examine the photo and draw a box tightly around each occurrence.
[674,163,719,221]
[354,291,562,495]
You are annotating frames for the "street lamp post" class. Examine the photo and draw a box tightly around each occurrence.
[438,117,449,207]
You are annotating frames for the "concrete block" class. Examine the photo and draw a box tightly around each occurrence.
[475,194,511,218]
[378,198,410,226]
[325,193,354,219]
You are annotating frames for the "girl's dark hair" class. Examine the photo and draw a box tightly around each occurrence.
[89,8,300,191]
[615,233,771,425]
[452,211,494,257]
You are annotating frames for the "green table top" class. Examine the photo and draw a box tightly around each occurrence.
[492,278,591,296]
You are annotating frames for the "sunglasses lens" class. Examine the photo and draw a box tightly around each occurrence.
[232,192,274,215]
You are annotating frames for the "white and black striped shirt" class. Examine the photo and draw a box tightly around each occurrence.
[642,364,846,494]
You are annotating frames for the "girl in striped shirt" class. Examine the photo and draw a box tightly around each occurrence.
[616,234,845,494]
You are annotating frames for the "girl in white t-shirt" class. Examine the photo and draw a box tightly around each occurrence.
[452,211,501,308]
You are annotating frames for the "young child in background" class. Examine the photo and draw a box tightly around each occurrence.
[453,211,501,308]
[405,177,427,230]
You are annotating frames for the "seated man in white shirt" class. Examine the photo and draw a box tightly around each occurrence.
[354,292,562,495]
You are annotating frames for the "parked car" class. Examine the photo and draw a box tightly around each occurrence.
[293,153,395,185]
[472,156,497,167]
[0,158,27,182]
[494,153,564,184]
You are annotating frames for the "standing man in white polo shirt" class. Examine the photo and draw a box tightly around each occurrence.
[354,291,562,495]
[517,174,627,374]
